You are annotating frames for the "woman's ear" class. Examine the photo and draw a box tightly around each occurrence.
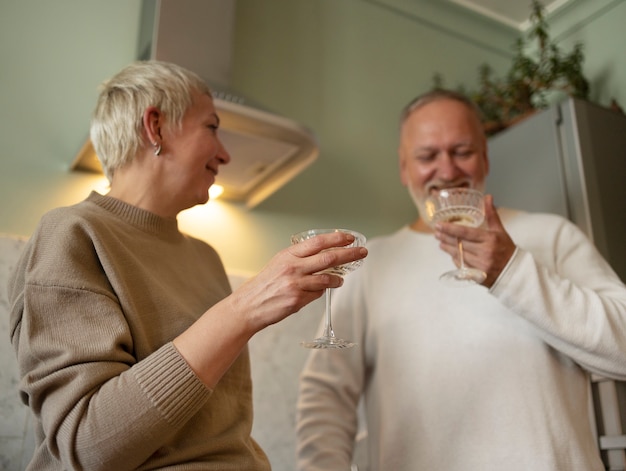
[142,106,162,152]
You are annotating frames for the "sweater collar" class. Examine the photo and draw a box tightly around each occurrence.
[87,191,181,238]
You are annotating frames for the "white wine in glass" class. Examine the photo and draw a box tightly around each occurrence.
[290,228,366,349]
[425,188,486,285]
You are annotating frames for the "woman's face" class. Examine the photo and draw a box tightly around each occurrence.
[160,91,230,212]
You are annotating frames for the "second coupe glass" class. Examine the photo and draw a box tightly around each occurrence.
[425,188,487,285]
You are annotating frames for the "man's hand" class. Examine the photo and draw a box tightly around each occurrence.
[433,194,516,287]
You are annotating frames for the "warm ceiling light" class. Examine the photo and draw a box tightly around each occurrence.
[209,184,224,200]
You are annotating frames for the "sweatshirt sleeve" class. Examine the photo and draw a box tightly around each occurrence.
[490,214,626,379]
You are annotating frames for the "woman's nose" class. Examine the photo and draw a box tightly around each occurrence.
[216,139,231,165]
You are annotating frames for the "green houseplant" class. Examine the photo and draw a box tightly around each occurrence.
[436,0,590,135]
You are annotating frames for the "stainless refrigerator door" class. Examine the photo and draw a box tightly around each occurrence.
[486,105,571,219]
[486,98,626,282]
[565,98,626,283]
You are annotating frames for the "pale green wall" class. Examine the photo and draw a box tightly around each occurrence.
[231,0,515,248]
[550,0,626,106]
[1,0,624,274]
[0,1,143,240]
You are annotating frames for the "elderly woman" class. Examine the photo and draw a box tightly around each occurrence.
[8,60,367,470]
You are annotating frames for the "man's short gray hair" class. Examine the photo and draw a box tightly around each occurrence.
[400,89,484,127]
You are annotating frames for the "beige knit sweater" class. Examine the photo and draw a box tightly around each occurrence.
[8,192,270,471]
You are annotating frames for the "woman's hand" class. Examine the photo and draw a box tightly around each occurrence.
[174,231,367,388]
[232,231,368,331]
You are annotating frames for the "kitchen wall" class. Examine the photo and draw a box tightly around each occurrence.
[549,0,626,107]
[0,0,512,276]
[228,0,626,272]
[1,1,625,470]
[1,0,624,274]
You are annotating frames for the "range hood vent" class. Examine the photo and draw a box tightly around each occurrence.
[71,0,318,208]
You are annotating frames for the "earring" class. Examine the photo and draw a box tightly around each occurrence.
[153,142,162,156]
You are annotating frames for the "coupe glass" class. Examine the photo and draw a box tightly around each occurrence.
[425,188,486,285]
[290,229,366,349]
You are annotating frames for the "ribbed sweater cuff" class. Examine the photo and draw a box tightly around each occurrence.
[133,342,213,428]
[489,246,520,295]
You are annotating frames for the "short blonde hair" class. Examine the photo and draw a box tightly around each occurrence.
[90,60,211,181]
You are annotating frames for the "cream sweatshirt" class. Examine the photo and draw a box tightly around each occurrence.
[297,208,626,471]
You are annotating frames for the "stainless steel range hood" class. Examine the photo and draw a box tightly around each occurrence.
[71,0,318,208]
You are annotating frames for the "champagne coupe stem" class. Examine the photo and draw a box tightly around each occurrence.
[322,288,336,340]
[457,238,466,270]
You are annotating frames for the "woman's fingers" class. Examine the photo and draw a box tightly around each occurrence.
[289,232,367,277]
[288,231,355,257]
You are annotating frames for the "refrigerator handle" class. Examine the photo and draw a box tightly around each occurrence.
[552,105,573,223]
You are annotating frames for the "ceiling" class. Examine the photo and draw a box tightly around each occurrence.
[448,0,575,30]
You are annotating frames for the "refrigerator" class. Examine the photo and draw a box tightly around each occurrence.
[486,97,626,470]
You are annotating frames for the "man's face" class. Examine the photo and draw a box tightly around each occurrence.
[398,98,490,219]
